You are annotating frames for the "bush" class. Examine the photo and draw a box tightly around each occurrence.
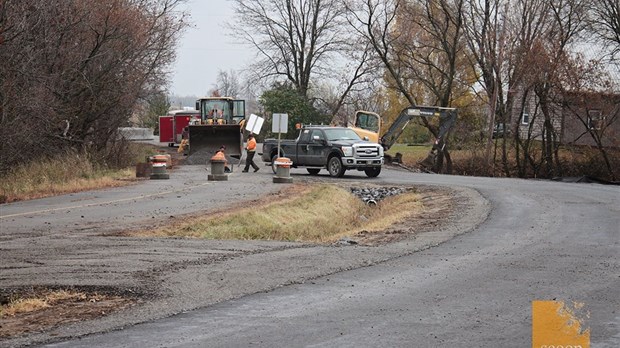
[448,143,619,181]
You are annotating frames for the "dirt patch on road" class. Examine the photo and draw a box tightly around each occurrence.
[0,288,138,339]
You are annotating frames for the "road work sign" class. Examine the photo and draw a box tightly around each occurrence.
[245,113,264,135]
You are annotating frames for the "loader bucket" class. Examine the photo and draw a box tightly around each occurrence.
[186,124,243,165]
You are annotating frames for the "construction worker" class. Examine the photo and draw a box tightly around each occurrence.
[178,127,189,154]
[213,145,231,173]
[242,134,259,172]
[178,138,189,154]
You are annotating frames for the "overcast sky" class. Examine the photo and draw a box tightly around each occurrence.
[169,0,248,97]
[168,1,620,98]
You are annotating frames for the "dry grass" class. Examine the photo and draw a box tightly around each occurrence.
[386,144,433,163]
[387,144,471,169]
[329,190,424,242]
[0,146,156,203]
[387,141,619,180]
[449,142,620,179]
[0,289,134,338]
[0,290,86,317]
[135,184,423,243]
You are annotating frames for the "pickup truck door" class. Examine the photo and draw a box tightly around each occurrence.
[295,129,312,164]
[307,130,328,166]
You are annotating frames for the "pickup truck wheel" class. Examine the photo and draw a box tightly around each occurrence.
[364,167,381,178]
[271,154,278,174]
[307,168,320,175]
[327,156,345,178]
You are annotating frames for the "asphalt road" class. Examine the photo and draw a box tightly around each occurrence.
[2,160,619,347]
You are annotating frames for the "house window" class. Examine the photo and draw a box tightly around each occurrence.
[587,109,604,130]
[521,107,530,125]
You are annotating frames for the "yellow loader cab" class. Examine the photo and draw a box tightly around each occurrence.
[349,110,381,144]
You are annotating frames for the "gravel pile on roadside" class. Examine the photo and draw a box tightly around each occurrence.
[350,186,408,205]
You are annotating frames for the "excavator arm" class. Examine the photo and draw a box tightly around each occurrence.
[380,105,457,173]
[380,106,457,150]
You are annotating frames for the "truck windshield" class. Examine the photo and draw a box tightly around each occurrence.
[323,128,362,141]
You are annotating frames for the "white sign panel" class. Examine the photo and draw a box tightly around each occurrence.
[272,113,288,134]
[245,113,264,135]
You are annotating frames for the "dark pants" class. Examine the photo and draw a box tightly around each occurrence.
[244,151,259,171]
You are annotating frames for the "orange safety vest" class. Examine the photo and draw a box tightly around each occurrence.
[212,150,226,162]
[178,139,189,153]
[246,138,257,152]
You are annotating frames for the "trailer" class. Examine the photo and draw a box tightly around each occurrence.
[158,110,201,147]
[170,109,201,144]
[159,115,174,146]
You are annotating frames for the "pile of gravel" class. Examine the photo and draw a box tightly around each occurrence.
[350,186,408,205]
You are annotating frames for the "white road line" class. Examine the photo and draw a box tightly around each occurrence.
[0,182,213,219]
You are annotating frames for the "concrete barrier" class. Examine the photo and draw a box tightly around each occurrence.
[273,157,293,184]
[208,160,228,181]
[118,127,155,141]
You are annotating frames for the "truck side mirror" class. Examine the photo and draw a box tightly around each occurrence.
[195,101,200,111]
[312,135,325,144]
[363,136,369,141]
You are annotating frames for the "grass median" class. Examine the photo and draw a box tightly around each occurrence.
[136,184,423,243]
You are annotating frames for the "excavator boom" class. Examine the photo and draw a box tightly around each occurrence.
[380,105,457,173]
[380,106,457,151]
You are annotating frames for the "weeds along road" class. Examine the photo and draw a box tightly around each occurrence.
[1,159,619,347]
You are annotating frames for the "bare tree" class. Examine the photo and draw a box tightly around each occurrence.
[397,0,468,107]
[0,0,188,173]
[312,43,379,123]
[211,69,241,98]
[463,0,551,177]
[557,51,620,180]
[504,0,552,178]
[346,0,468,173]
[229,0,373,116]
[589,0,620,61]
[428,0,614,180]
[564,93,619,180]
[463,0,507,174]
[230,0,348,98]
[526,0,590,178]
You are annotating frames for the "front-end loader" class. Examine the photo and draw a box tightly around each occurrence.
[185,97,246,165]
